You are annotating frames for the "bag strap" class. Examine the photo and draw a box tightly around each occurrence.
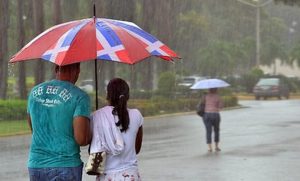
[201,94,206,104]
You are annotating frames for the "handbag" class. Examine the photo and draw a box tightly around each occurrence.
[196,102,205,117]
[196,95,206,117]
[85,151,107,175]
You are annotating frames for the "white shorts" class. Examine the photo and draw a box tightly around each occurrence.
[96,168,141,181]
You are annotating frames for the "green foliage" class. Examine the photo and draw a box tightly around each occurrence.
[274,0,300,6]
[222,95,238,108]
[175,9,209,71]
[197,40,247,77]
[128,95,238,117]
[290,42,300,66]
[240,68,264,93]
[260,17,288,66]
[0,100,27,121]
[0,95,238,135]
[0,120,30,136]
[131,90,153,99]
[157,72,176,98]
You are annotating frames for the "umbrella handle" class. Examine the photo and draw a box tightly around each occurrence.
[94,59,98,110]
[93,0,96,18]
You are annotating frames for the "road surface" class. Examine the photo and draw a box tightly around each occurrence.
[0,100,300,181]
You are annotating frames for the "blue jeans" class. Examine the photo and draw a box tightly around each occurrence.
[28,163,83,181]
[203,113,221,144]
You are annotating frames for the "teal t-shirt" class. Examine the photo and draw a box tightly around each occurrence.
[27,80,91,168]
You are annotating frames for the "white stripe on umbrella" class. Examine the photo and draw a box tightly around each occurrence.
[96,28,125,62]
[21,20,80,51]
[125,31,167,56]
[42,32,70,63]
[42,20,89,63]
[110,22,168,56]
[146,41,165,54]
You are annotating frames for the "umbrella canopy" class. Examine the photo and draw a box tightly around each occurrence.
[10,18,179,65]
[190,78,230,90]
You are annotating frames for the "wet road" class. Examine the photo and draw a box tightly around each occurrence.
[1,100,300,181]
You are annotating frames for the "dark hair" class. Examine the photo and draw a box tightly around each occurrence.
[106,78,130,132]
[55,63,80,73]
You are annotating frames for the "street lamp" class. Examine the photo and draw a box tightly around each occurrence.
[238,0,272,67]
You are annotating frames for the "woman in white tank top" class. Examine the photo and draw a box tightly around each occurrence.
[90,78,143,181]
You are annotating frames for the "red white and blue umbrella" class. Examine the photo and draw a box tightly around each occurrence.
[10,17,179,108]
[10,18,179,65]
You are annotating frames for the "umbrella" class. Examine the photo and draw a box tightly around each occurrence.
[190,78,230,90]
[10,8,179,108]
[10,18,179,65]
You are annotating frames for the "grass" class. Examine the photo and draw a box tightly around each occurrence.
[0,120,31,137]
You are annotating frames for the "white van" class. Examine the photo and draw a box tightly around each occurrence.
[177,76,206,87]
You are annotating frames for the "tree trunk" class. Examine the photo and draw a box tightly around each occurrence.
[53,0,62,24]
[17,0,27,99]
[95,1,108,98]
[115,0,136,88]
[32,0,45,85]
[141,0,156,90]
[155,0,176,72]
[62,0,79,21]
[0,0,9,99]
[50,0,62,79]
[130,65,137,91]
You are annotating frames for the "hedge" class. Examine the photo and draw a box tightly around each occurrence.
[0,95,238,121]
[0,100,27,121]
[129,95,238,117]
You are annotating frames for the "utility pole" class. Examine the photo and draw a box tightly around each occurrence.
[238,0,272,67]
[256,3,261,67]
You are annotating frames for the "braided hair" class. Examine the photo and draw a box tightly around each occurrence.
[106,78,130,132]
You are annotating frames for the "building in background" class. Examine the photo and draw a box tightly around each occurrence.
[260,59,300,78]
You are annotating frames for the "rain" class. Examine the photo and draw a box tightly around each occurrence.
[1,0,300,180]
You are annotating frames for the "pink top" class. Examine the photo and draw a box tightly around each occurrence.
[204,93,223,113]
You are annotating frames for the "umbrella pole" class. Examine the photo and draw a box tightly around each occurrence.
[93,1,98,110]
[94,59,98,110]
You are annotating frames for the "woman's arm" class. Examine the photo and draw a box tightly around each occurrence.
[135,126,143,154]
[73,116,91,146]
[27,114,32,132]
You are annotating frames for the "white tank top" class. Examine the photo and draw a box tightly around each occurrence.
[102,107,143,173]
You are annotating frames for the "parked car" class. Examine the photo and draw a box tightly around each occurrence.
[78,79,94,93]
[176,76,207,97]
[177,76,206,88]
[253,78,289,100]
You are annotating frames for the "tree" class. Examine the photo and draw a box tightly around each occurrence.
[103,0,137,88]
[157,71,176,98]
[32,0,45,85]
[17,0,27,99]
[48,0,62,79]
[274,0,300,6]
[140,0,156,90]
[0,0,9,99]
[290,42,300,66]
[197,40,247,77]
[62,0,79,21]
[260,16,288,66]
[147,0,179,73]
[53,0,62,25]
[176,10,208,72]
